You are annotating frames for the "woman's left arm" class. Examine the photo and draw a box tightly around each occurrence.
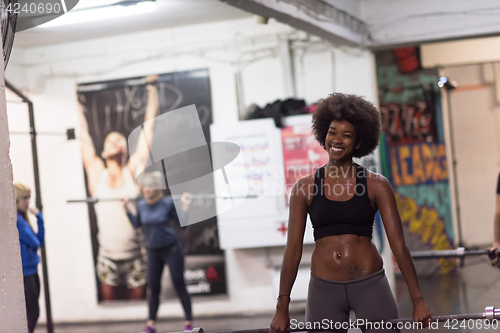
[168,193,190,226]
[29,208,45,247]
[127,77,159,177]
[36,212,45,247]
[373,175,432,325]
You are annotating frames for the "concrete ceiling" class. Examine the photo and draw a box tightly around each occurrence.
[13,0,252,47]
[12,0,500,49]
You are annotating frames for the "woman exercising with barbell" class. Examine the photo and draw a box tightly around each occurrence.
[269,93,432,333]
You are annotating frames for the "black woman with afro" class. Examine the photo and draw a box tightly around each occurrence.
[270,93,432,333]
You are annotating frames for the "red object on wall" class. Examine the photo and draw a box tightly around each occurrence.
[205,266,220,282]
[393,46,421,73]
[277,222,288,236]
[281,125,330,206]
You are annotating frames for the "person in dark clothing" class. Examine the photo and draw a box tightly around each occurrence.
[15,183,45,333]
[122,171,192,333]
[269,93,432,333]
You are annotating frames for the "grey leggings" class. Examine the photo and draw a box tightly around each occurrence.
[305,269,400,333]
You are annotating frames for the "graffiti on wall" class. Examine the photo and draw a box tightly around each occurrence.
[396,193,456,274]
[388,142,448,187]
[380,100,437,145]
[397,183,453,240]
[376,53,454,275]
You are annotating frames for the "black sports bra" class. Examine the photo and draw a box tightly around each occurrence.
[308,164,376,240]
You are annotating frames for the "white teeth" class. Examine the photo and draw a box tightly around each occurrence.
[330,146,343,152]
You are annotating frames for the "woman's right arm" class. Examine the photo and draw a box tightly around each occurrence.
[270,180,308,333]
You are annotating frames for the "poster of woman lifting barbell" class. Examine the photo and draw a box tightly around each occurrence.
[76,69,226,302]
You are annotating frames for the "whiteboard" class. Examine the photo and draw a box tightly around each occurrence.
[210,116,316,249]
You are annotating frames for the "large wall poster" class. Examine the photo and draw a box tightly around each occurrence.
[376,50,455,276]
[77,69,226,302]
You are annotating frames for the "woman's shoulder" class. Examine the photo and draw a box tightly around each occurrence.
[365,169,392,192]
[296,169,318,187]
[136,197,148,207]
[160,196,174,205]
[291,168,319,200]
[16,213,30,228]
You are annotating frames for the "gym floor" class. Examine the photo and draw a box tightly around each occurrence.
[34,256,500,333]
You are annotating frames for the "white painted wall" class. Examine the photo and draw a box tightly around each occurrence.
[421,36,500,68]
[241,57,287,108]
[6,17,377,323]
[293,44,376,104]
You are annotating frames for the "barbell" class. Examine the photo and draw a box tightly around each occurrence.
[66,194,257,203]
[170,306,500,333]
[411,247,496,259]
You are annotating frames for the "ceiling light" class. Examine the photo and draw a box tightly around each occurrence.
[38,1,158,28]
[438,76,458,90]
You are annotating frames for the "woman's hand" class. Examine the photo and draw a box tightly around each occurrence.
[269,308,290,333]
[412,297,432,328]
[146,74,158,84]
[181,192,192,211]
[146,74,158,91]
[121,198,130,212]
[28,207,39,215]
[489,244,500,267]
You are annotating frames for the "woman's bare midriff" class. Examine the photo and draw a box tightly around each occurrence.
[311,234,383,281]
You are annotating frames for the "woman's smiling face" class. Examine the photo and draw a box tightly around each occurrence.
[325,119,359,160]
